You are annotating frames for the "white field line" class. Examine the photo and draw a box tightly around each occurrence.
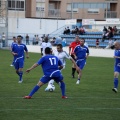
[0,108,120,111]
[0,96,120,100]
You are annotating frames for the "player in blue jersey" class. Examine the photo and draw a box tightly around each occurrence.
[112,41,120,93]
[10,36,17,66]
[73,38,89,84]
[45,44,80,91]
[24,47,67,99]
[11,35,29,83]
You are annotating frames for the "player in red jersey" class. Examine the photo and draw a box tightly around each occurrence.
[69,35,81,78]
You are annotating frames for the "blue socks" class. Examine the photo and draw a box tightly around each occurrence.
[29,85,40,97]
[60,82,65,96]
[114,78,118,88]
[19,71,23,81]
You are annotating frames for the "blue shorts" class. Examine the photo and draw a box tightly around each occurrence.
[40,75,63,84]
[76,59,86,70]
[114,65,120,73]
[14,59,24,70]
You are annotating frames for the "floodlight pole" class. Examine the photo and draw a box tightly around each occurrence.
[71,0,73,19]
[106,2,108,19]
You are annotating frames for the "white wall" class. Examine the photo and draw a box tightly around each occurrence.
[92,21,120,31]
[8,18,65,37]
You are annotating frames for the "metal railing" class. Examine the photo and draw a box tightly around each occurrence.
[48,9,61,17]
[104,11,117,18]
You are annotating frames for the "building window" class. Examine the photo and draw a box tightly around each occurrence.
[66,3,78,12]
[8,0,25,11]
[90,3,97,8]
[78,3,83,8]
[36,2,45,11]
[73,3,78,9]
[84,3,91,8]
[88,9,99,14]
[74,2,108,9]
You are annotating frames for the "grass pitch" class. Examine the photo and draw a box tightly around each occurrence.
[0,49,120,120]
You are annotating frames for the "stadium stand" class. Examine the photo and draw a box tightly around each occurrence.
[60,31,120,48]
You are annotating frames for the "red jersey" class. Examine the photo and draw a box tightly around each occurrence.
[69,41,81,55]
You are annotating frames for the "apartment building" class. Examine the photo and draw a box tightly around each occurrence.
[2,0,120,20]
[25,0,120,20]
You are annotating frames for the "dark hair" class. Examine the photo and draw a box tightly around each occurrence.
[17,35,23,40]
[17,35,22,38]
[81,38,85,42]
[45,47,51,54]
[44,37,48,41]
[57,44,63,48]
[13,36,16,39]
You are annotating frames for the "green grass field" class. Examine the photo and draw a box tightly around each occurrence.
[0,49,120,120]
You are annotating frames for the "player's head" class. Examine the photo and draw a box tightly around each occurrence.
[13,36,16,42]
[17,35,22,44]
[114,41,120,50]
[45,47,51,54]
[75,35,80,42]
[80,38,85,46]
[44,37,48,43]
[57,44,63,52]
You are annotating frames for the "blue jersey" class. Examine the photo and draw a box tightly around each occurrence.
[12,43,28,62]
[74,45,89,60]
[37,55,63,77]
[114,50,120,66]
[11,42,17,49]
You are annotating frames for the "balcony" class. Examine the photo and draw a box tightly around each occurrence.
[49,0,61,1]
[105,0,118,3]
[104,11,117,18]
[48,9,61,17]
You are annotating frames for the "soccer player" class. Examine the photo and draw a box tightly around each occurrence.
[112,41,120,93]
[45,44,80,91]
[11,35,29,83]
[69,35,81,78]
[10,36,17,66]
[24,47,67,99]
[41,37,52,56]
[73,38,89,84]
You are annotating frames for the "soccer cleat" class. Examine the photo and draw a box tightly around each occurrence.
[45,87,49,92]
[112,88,118,93]
[18,80,23,83]
[76,80,80,84]
[10,64,13,67]
[62,96,68,99]
[24,96,32,99]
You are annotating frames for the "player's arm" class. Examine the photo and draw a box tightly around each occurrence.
[26,51,29,58]
[41,48,43,56]
[11,46,17,56]
[64,51,79,71]
[70,57,80,72]
[69,46,71,55]
[58,59,63,70]
[26,57,43,73]
[26,63,39,73]
[24,45,29,58]
[11,51,18,56]
[86,48,89,59]
[86,53,89,59]
[114,56,120,59]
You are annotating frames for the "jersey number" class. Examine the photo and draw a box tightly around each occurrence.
[49,58,56,65]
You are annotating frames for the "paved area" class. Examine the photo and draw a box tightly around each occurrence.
[27,45,114,58]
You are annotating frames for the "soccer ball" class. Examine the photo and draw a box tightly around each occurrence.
[45,84,55,92]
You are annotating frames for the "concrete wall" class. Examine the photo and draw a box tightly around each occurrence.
[8,18,66,37]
